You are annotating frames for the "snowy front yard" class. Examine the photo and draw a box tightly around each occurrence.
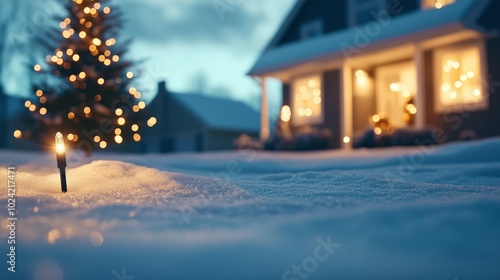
[1,138,500,279]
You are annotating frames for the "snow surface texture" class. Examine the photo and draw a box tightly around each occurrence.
[1,138,500,279]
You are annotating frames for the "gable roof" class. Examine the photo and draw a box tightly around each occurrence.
[249,0,492,76]
[171,93,260,133]
[264,0,307,51]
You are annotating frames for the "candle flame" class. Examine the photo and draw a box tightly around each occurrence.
[55,132,65,153]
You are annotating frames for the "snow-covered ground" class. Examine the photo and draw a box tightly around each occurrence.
[1,138,500,280]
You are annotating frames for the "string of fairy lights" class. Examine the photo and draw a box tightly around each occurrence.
[14,0,157,149]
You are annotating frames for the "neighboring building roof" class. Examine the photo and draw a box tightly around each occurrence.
[172,93,260,133]
[249,0,492,76]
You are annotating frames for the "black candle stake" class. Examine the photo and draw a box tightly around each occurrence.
[55,132,67,193]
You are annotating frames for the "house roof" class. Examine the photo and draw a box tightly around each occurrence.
[171,93,260,133]
[249,0,492,76]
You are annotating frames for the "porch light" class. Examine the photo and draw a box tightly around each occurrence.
[343,136,351,144]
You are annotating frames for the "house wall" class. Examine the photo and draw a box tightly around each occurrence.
[277,0,347,47]
[424,36,500,142]
[276,0,419,47]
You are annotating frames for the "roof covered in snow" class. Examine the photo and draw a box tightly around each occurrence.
[248,0,491,76]
[171,93,260,133]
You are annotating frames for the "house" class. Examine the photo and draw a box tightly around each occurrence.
[249,0,500,149]
[142,81,260,153]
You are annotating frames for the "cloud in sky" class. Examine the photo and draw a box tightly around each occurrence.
[121,0,267,47]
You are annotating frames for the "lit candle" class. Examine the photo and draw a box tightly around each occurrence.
[55,132,67,193]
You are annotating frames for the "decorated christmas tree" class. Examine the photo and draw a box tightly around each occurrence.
[22,0,156,154]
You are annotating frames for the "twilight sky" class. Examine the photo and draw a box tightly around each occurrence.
[3,0,297,117]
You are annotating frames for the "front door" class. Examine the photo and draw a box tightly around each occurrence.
[375,61,417,128]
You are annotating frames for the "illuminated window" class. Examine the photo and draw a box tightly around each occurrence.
[434,41,487,112]
[292,75,323,125]
[348,0,386,27]
[422,0,455,10]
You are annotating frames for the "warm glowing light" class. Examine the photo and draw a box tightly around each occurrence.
[72,54,80,61]
[280,105,291,122]
[40,96,47,104]
[95,95,102,101]
[443,65,451,72]
[106,38,116,46]
[99,141,107,149]
[93,38,101,46]
[84,7,91,14]
[133,133,141,142]
[467,71,474,78]
[131,124,139,132]
[372,114,381,123]
[94,3,101,9]
[56,50,63,57]
[89,45,97,52]
[24,100,31,107]
[313,97,321,104]
[406,104,417,115]
[112,55,119,62]
[67,134,74,141]
[104,50,111,57]
[454,81,462,88]
[452,61,460,69]
[62,30,71,38]
[103,7,111,14]
[115,108,123,116]
[39,108,47,115]
[98,78,105,85]
[98,55,106,62]
[403,90,411,98]
[68,112,75,119]
[114,135,123,144]
[79,31,86,38]
[115,128,122,135]
[132,105,140,112]
[138,101,146,109]
[134,92,142,99]
[84,106,91,114]
[79,71,86,79]
[51,56,58,63]
[60,22,67,29]
[13,130,22,139]
[460,74,467,82]
[66,49,74,56]
[473,89,481,97]
[147,117,157,127]
[55,132,65,153]
[441,83,451,92]
[126,72,134,79]
[374,127,382,135]
[129,87,137,94]
[118,117,126,125]
[304,108,312,117]
[343,136,351,144]
[94,135,101,143]
[449,92,457,99]
[70,75,77,82]
[435,2,443,9]
[34,64,41,71]
[36,90,43,97]
[104,59,111,66]
[29,104,36,112]
[85,22,92,28]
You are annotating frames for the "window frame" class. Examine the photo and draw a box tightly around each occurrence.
[291,74,324,126]
[348,0,386,27]
[433,40,489,113]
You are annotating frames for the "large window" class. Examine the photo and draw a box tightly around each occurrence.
[422,0,455,10]
[292,75,323,126]
[434,41,487,112]
[348,0,386,27]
